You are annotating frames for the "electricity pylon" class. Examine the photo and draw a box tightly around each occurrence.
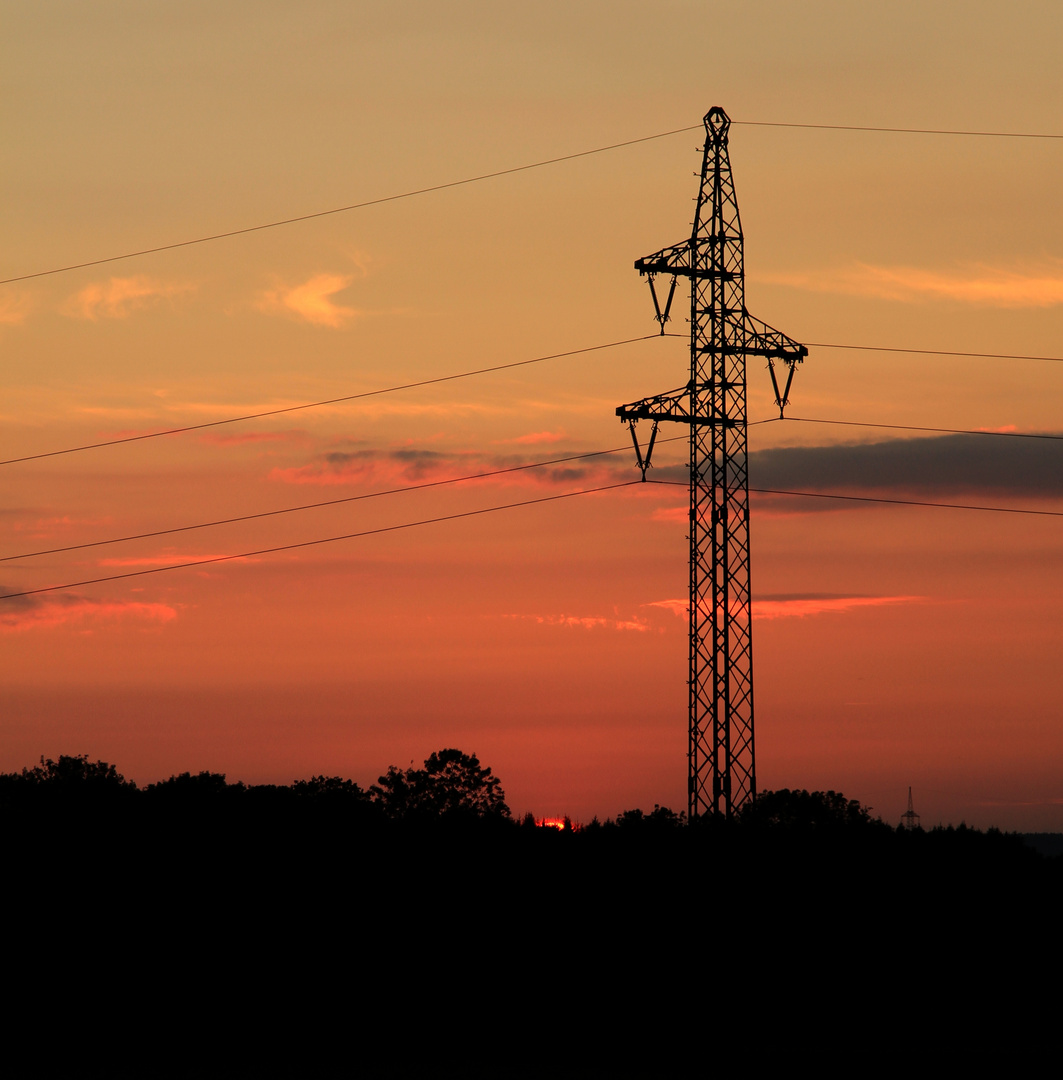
[617,106,807,819]
[900,787,921,830]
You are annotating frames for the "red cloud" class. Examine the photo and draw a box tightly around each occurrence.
[199,430,308,447]
[97,554,252,567]
[503,612,653,633]
[497,431,567,445]
[644,595,920,621]
[753,595,920,619]
[0,596,178,633]
[650,505,687,523]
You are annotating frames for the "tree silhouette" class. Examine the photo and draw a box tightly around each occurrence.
[23,754,134,791]
[616,804,686,831]
[146,771,236,797]
[370,749,510,820]
[739,788,879,830]
[0,755,136,823]
[291,775,367,801]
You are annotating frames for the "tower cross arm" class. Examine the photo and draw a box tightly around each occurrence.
[738,309,808,363]
[616,385,721,428]
[634,240,694,278]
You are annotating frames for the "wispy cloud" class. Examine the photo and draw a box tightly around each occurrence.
[644,599,687,618]
[198,430,309,447]
[503,612,652,633]
[10,515,112,539]
[0,591,177,633]
[269,446,629,488]
[760,261,1063,308]
[0,292,34,326]
[96,553,252,568]
[496,430,567,446]
[258,273,358,328]
[752,594,920,620]
[644,595,920,620]
[650,505,687,524]
[64,276,194,320]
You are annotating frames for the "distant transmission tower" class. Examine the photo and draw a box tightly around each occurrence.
[900,787,921,830]
[617,106,807,819]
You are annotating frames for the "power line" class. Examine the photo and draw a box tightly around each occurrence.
[6,332,1058,469]
[651,479,1063,518]
[782,417,1063,442]
[0,480,639,602]
[0,335,658,467]
[12,406,1057,563]
[4,116,1057,289]
[0,126,701,286]
[664,332,1063,365]
[2,438,683,563]
[754,487,1063,518]
[4,398,1055,559]
[7,450,1061,603]
[734,120,1063,140]
[805,341,1063,365]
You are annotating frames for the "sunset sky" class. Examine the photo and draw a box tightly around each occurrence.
[3,2,1062,829]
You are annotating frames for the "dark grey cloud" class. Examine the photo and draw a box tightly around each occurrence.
[0,585,79,611]
[282,445,636,487]
[748,434,1063,499]
[754,592,878,602]
[323,447,451,480]
[323,448,447,466]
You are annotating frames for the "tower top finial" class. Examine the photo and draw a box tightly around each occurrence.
[704,106,731,141]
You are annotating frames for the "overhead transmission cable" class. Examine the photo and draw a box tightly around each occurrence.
[7,469,1063,605]
[0,125,701,286]
[5,335,1063,469]
[804,341,1063,365]
[733,120,1063,140]
[0,480,641,602]
[5,405,1060,563]
[780,417,1063,441]
[661,332,1063,366]
[1,437,684,563]
[650,479,1063,518]
[3,117,1059,288]
[0,335,658,467]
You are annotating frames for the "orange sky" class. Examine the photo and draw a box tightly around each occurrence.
[3,3,1062,829]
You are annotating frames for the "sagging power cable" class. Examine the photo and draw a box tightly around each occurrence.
[651,478,1063,518]
[2,437,685,562]
[4,117,1057,288]
[0,481,641,602]
[0,335,658,467]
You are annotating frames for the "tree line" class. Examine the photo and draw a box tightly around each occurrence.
[1,748,1054,860]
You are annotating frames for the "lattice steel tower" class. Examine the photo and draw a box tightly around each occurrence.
[617,106,807,819]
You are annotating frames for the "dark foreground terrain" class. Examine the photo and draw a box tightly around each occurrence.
[3,754,1059,1072]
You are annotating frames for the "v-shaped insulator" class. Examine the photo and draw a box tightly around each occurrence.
[627,419,659,481]
[767,357,799,418]
[647,273,678,335]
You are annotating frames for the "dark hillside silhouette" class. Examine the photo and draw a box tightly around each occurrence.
[1,751,1058,1072]
[1,752,1057,921]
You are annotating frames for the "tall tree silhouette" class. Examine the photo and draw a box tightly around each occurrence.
[370,749,510,820]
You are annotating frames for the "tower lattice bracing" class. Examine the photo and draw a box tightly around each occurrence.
[617,107,807,819]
